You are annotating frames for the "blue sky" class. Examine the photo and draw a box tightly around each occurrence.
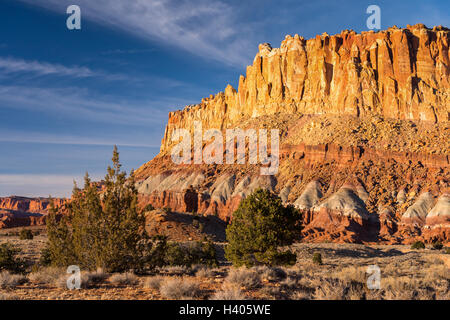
[0,0,448,197]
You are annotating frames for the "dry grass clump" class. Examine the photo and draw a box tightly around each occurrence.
[0,292,19,300]
[195,267,216,279]
[28,267,65,285]
[336,266,367,284]
[29,267,108,289]
[159,277,202,299]
[158,265,191,276]
[313,278,365,300]
[144,276,165,290]
[0,271,26,289]
[258,266,287,282]
[211,284,247,300]
[225,267,261,289]
[109,272,139,286]
[84,269,108,285]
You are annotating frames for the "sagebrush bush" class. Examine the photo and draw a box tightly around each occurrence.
[0,292,19,300]
[0,243,26,273]
[225,189,302,267]
[109,272,139,286]
[0,271,26,289]
[19,229,34,240]
[432,242,443,250]
[159,277,202,299]
[312,252,323,265]
[195,266,216,278]
[144,276,165,290]
[28,267,64,284]
[411,241,426,250]
[211,285,246,300]
[225,268,261,289]
[258,266,287,282]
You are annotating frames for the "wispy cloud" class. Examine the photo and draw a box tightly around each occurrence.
[0,56,94,77]
[18,0,255,67]
[0,129,160,148]
[0,85,176,125]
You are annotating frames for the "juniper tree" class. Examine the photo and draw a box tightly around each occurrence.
[46,146,146,272]
[225,188,302,267]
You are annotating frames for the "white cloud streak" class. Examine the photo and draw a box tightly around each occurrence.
[0,56,94,77]
[0,85,172,125]
[18,0,255,67]
[0,129,160,148]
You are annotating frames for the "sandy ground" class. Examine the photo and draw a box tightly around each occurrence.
[0,229,448,300]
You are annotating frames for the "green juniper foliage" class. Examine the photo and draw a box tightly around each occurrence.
[0,243,26,273]
[19,229,34,240]
[411,241,426,250]
[225,188,302,267]
[46,146,146,272]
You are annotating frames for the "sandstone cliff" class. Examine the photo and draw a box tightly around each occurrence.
[0,196,65,228]
[137,25,450,244]
[160,24,449,154]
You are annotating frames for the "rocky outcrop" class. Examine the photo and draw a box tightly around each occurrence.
[160,24,449,154]
[0,196,65,229]
[294,180,323,210]
[423,194,450,242]
[134,25,449,244]
[401,192,435,227]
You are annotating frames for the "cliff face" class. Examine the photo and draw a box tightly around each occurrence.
[161,24,449,153]
[0,196,65,229]
[138,25,449,245]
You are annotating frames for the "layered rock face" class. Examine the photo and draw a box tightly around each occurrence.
[161,24,449,154]
[136,25,449,244]
[0,196,65,228]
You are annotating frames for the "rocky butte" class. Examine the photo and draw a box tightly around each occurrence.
[1,24,448,244]
[134,24,449,245]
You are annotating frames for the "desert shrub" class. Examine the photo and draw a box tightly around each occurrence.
[0,271,26,289]
[142,204,155,212]
[46,147,146,272]
[159,277,201,299]
[258,266,287,282]
[0,243,26,274]
[19,229,33,240]
[144,276,165,290]
[211,285,247,300]
[411,241,425,250]
[39,247,52,266]
[192,217,200,228]
[0,292,19,300]
[225,268,261,289]
[146,237,217,269]
[445,248,450,254]
[432,242,443,250]
[162,207,172,214]
[225,189,302,267]
[195,266,216,278]
[84,269,108,285]
[312,252,323,265]
[28,267,64,285]
[109,272,139,286]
